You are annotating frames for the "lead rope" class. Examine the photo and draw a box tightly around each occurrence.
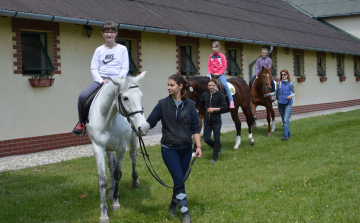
[138,136,198,189]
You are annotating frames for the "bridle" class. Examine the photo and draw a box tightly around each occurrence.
[117,85,144,133]
[259,72,272,92]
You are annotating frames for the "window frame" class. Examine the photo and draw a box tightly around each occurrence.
[180,45,198,76]
[354,59,360,76]
[21,31,55,76]
[337,58,344,76]
[115,38,138,75]
[227,49,242,76]
[294,55,301,76]
[317,57,326,76]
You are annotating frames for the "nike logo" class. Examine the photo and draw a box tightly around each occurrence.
[103,59,114,64]
[103,54,115,64]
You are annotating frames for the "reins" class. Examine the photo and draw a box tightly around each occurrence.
[119,84,198,189]
[138,137,198,189]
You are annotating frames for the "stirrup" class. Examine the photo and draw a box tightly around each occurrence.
[73,122,86,137]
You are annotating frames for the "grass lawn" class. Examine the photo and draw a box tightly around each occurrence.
[1,109,360,223]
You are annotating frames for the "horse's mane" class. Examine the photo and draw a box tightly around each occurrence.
[187,76,208,81]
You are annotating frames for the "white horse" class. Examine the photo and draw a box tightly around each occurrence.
[87,71,148,223]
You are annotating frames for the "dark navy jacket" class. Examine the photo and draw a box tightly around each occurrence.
[197,91,227,124]
[147,96,200,148]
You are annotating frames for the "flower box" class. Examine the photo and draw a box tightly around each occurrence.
[296,77,306,82]
[319,78,327,82]
[29,78,55,87]
[356,77,360,81]
[339,77,346,82]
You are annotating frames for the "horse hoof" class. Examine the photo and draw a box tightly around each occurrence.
[99,216,110,223]
[132,179,140,188]
[250,139,255,145]
[111,203,121,211]
[233,147,239,150]
[107,191,114,200]
[267,134,272,137]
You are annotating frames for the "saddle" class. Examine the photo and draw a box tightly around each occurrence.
[80,85,103,123]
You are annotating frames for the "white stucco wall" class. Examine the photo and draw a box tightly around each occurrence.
[1,18,359,141]
[324,15,360,39]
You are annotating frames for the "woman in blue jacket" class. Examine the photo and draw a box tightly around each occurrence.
[266,69,296,141]
[147,74,202,223]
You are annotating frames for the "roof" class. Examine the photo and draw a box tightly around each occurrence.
[283,0,360,18]
[1,0,360,54]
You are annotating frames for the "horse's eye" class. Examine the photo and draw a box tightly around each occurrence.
[123,97,129,101]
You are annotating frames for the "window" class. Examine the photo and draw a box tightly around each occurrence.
[228,49,242,76]
[355,60,360,76]
[294,55,301,76]
[338,58,344,76]
[116,39,138,75]
[317,57,325,76]
[21,32,54,75]
[269,52,277,76]
[180,45,198,75]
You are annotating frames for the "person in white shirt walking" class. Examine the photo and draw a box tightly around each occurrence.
[72,21,129,136]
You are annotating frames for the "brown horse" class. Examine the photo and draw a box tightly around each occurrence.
[186,76,255,148]
[250,67,280,136]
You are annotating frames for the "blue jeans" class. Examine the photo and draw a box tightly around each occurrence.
[218,74,233,102]
[203,121,221,146]
[278,104,292,139]
[161,146,192,213]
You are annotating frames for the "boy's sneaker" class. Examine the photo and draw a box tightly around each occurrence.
[229,101,235,108]
[72,122,85,137]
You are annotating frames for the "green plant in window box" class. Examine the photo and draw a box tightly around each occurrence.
[319,75,327,82]
[235,75,244,79]
[296,75,306,82]
[29,74,55,87]
[338,75,346,82]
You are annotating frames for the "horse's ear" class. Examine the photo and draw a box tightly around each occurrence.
[132,71,146,85]
[109,76,124,86]
[261,66,265,71]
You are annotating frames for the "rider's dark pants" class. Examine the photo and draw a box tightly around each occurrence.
[249,75,275,92]
[161,145,192,213]
[77,81,101,123]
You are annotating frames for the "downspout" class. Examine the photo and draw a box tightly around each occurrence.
[249,45,273,79]
[0,9,359,56]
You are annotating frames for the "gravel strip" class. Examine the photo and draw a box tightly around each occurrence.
[1,105,359,172]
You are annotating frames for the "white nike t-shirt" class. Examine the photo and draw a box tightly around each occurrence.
[90,44,129,84]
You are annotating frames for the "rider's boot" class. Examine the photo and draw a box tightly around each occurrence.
[72,122,86,137]
[230,101,235,108]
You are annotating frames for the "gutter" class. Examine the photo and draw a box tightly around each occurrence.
[314,12,360,19]
[1,9,360,56]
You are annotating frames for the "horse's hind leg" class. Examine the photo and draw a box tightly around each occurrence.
[129,136,140,188]
[92,144,110,223]
[230,109,241,149]
[111,146,126,211]
[270,106,276,133]
[106,151,115,200]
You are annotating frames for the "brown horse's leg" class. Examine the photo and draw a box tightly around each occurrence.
[270,104,276,133]
[265,103,272,136]
[240,101,255,146]
[230,108,242,149]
